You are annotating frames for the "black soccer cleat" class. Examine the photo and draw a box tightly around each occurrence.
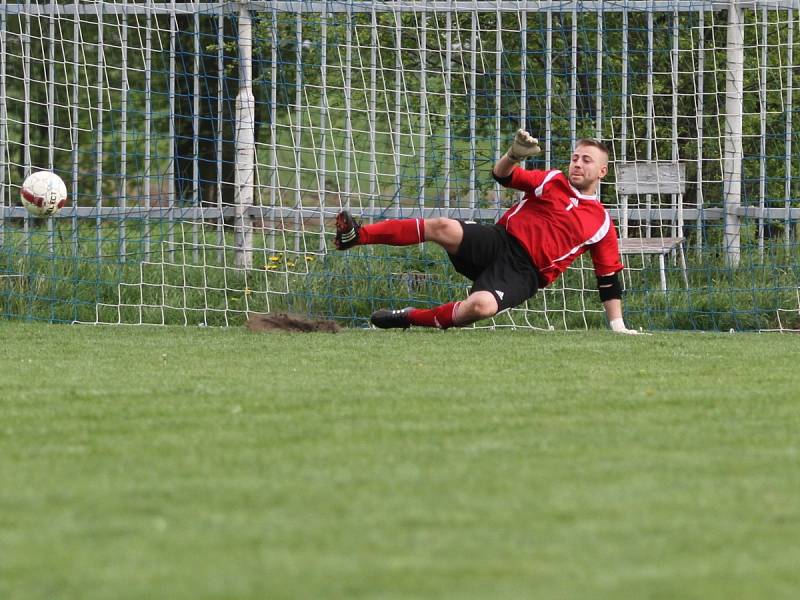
[334,210,361,250]
[370,307,413,329]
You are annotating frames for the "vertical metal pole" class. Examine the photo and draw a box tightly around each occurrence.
[696,9,704,257]
[519,9,526,133]
[570,9,577,146]
[72,0,80,256]
[469,9,477,213]
[193,9,200,262]
[518,6,528,222]
[319,8,328,250]
[520,10,524,213]
[234,0,254,268]
[344,4,352,211]
[344,3,353,210]
[759,7,767,258]
[0,4,6,248]
[621,8,629,238]
[120,0,129,260]
[491,7,503,209]
[96,4,104,259]
[294,11,302,252]
[596,8,603,199]
[144,1,152,256]
[672,8,680,237]
[646,9,653,237]
[443,7,452,211]
[47,0,56,311]
[723,1,743,268]
[23,3,30,252]
[168,1,176,254]
[784,10,794,248]
[596,9,602,141]
[394,9,402,215]
[216,10,224,260]
[23,3,30,175]
[545,11,552,169]
[269,6,277,252]
[494,7,502,202]
[418,11,427,210]
[368,7,377,221]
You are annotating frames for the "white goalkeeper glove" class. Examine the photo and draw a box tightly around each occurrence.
[609,318,642,335]
[506,129,542,162]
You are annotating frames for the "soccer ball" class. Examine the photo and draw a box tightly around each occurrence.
[20,171,68,217]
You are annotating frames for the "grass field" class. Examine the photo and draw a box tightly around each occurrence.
[2,322,800,599]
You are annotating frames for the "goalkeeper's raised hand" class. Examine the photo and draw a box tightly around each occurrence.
[506,129,541,162]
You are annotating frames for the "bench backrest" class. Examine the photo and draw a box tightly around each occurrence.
[616,162,686,195]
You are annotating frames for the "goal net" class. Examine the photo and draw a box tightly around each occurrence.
[1,1,799,331]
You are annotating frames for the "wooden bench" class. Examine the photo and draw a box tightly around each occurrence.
[618,237,688,292]
[616,162,689,292]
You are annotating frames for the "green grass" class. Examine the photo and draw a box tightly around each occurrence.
[2,322,800,599]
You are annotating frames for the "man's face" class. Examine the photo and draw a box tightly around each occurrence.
[568,145,608,193]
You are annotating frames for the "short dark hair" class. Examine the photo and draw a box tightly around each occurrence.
[574,138,610,158]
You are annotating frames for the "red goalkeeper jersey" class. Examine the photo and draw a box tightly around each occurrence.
[496,168,624,286]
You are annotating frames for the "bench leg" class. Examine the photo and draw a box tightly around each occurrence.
[678,243,689,289]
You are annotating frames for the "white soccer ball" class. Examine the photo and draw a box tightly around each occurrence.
[20,171,68,217]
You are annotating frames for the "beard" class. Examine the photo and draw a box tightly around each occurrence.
[568,173,592,192]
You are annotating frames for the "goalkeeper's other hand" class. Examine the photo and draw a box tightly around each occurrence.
[506,129,541,162]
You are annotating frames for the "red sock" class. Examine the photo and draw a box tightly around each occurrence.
[408,302,461,329]
[360,219,424,246]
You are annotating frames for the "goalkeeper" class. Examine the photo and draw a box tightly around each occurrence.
[334,130,640,334]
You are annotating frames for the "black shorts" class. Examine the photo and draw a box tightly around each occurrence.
[447,221,541,311]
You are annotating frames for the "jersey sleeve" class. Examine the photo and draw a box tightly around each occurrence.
[504,167,550,194]
[589,221,624,277]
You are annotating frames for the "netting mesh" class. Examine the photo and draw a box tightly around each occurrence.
[1,1,799,330]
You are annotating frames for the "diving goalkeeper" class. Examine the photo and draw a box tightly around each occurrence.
[334,130,640,334]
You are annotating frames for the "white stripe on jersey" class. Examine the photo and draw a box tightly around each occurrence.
[505,198,528,221]
[507,170,560,224]
[534,170,562,197]
[546,211,611,268]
